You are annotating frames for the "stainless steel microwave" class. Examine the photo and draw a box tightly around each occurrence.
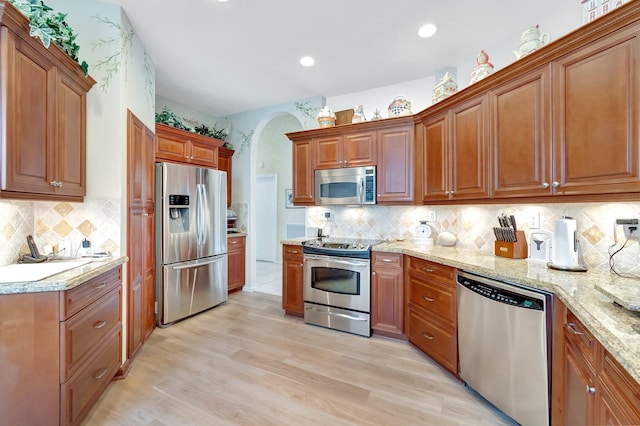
[314,166,376,205]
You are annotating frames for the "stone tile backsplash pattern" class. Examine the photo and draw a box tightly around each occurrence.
[307,202,640,273]
[0,199,121,266]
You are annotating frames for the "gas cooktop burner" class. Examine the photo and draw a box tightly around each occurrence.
[302,238,381,258]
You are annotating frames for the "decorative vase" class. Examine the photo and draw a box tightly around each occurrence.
[317,106,336,128]
[387,95,412,117]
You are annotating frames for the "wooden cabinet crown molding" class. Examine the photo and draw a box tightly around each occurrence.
[286,115,415,141]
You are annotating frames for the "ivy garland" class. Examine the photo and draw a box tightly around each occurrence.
[9,0,88,75]
[155,106,230,144]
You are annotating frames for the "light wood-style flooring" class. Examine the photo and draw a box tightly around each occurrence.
[83,292,515,425]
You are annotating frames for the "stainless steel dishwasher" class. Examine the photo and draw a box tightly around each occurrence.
[456,271,552,426]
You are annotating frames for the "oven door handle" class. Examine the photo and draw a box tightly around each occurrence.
[305,306,368,321]
[305,256,369,268]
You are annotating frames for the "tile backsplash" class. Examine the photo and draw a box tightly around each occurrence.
[307,202,640,273]
[0,198,121,266]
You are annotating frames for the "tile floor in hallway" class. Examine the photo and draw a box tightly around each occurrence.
[252,260,283,296]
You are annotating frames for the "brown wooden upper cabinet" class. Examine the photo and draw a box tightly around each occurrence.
[490,65,553,198]
[553,28,640,196]
[417,95,489,202]
[0,3,95,201]
[155,123,224,168]
[314,131,376,169]
[291,138,315,205]
[376,125,415,203]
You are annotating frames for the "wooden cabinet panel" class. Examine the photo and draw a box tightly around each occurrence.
[407,309,457,375]
[218,147,234,206]
[282,245,304,316]
[407,256,455,286]
[228,235,246,293]
[376,126,414,203]
[450,95,489,200]
[564,339,596,426]
[57,72,86,197]
[598,350,640,424]
[62,268,121,319]
[343,131,376,167]
[314,135,342,169]
[417,112,449,202]
[60,328,121,426]
[407,276,456,326]
[490,66,552,198]
[292,139,314,205]
[127,111,155,360]
[190,139,218,168]
[371,252,404,338]
[554,31,640,195]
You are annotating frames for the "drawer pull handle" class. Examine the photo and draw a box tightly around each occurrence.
[94,367,108,379]
[566,322,584,336]
[423,267,434,273]
[95,283,107,290]
[290,250,299,254]
[381,258,393,262]
[421,333,434,340]
[423,296,434,302]
[230,241,237,244]
[94,320,108,329]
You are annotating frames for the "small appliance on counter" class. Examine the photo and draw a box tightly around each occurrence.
[529,230,553,263]
[414,220,434,245]
[547,213,588,272]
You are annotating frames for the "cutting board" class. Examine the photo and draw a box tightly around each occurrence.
[0,259,93,283]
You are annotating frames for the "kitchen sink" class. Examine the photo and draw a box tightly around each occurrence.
[0,259,93,283]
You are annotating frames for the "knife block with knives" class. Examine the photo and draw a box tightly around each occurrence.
[493,214,528,259]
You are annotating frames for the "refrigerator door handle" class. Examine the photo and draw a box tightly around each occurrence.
[171,256,224,270]
[195,183,204,245]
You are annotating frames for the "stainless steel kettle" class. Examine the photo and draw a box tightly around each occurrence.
[548,213,587,271]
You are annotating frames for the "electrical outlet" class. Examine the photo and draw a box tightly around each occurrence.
[529,212,540,229]
[427,211,437,222]
[324,211,332,221]
[623,224,638,239]
[81,238,92,256]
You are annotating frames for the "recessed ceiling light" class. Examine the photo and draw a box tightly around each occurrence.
[418,23,437,38]
[300,56,315,67]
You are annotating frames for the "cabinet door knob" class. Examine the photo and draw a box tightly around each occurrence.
[444,191,449,195]
[552,181,560,188]
[372,271,376,276]
[50,180,58,187]
[542,182,550,188]
[586,386,596,394]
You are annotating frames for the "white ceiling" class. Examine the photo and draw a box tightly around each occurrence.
[114,0,576,117]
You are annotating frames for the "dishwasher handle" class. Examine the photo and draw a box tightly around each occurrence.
[457,272,545,311]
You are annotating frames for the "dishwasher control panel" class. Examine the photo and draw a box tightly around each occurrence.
[457,276,543,310]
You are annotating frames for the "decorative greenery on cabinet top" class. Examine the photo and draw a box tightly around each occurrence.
[8,0,89,75]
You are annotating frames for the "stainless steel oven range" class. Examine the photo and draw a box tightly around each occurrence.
[302,238,380,337]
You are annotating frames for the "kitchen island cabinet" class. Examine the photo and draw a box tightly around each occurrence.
[371,252,404,338]
[155,123,224,168]
[227,234,246,293]
[0,1,95,201]
[0,262,124,426]
[282,244,304,316]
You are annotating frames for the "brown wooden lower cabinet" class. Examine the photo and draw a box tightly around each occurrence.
[0,265,123,426]
[552,296,640,425]
[227,234,246,293]
[371,252,405,338]
[282,244,304,316]
[404,256,458,377]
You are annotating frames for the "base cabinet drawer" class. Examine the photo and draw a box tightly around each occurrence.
[61,328,121,426]
[408,309,457,375]
[61,288,121,380]
[408,276,456,325]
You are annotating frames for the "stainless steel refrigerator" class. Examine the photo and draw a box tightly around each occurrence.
[155,162,228,326]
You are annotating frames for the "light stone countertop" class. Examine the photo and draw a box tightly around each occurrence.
[284,238,640,383]
[372,240,640,385]
[0,256,128,295]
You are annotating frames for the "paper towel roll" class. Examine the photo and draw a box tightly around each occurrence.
[552,217,579,268]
